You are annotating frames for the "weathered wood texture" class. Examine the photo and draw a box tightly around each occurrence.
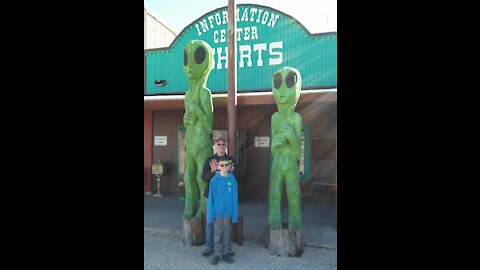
[265,225,303,257]
[182,219,205,246]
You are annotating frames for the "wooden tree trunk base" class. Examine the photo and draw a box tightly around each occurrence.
[265,225,303,257]
[182,218,205,246]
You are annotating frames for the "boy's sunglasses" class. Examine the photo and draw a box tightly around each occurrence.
[219,164,229,167]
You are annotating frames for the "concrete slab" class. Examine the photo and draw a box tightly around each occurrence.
[144,194,336,249]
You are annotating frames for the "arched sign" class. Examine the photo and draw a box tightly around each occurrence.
[145,4,336,95]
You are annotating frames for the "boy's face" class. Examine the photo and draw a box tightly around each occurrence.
[217,162,230,172]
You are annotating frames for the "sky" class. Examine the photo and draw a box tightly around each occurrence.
[144,0,337,34]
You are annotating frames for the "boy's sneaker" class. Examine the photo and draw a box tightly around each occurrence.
[202,248,213,257]
[227,249,235,256]
[210,255,220,265]
[222,254,234,263]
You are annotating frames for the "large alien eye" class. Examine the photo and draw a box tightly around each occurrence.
[286,72,297,88]
[183,49,187,66]
[273,73,282,89]
[195,46,206,64]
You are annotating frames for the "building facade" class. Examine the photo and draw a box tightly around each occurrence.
[144,6,177,50]
[144,4,336,206]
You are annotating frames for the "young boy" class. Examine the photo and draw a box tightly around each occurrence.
[201,138,237,257]
[207,160,238,265]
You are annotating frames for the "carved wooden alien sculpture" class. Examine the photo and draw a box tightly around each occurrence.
[182,40,214,222]
[268,66,302,230]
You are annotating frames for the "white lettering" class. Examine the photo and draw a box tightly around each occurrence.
[220,29,227,43]
[249,8,258,22]
[267,14,280,28]
[251,26,258,40]
[241,9,249,21]
[194,24,202,36]
[215,13,222,25]
[243,27,250,41]
[239,45,252,68]
[199,19,209,33]
[236,28,243,41]
[211,41,283,70]
[235,8,240,22]
[256,9,264,23]
[207,15,215,28]
[253,43,267,66]
[215,27,258,43]
[269,41,283,65]
[195,8,280,37]
[222,10,228,24]
[213,29,227,43]
[261,11,269,25]
[214,47,228,69]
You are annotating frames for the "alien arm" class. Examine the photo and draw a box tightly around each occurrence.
[286,114,302,160]
[183,92,197,128]
[270,114,284,154]
[198,89,213,134]
[272,114,302,159]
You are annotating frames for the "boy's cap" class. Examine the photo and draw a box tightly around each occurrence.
[217,155,233,164]
[218,161,230,165]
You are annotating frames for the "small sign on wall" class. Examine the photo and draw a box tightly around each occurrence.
[154,136,167,146]
[254,136,270,147]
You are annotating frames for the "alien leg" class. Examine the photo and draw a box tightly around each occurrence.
[183,153,199,220]
[268,167,283,229]
[286,170,302,229]
[193,152,209,221]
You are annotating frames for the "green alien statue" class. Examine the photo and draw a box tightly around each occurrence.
[182,40,214,221]
[268,66,303,230]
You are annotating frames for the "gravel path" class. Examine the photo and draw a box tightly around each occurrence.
[144,228,337,270]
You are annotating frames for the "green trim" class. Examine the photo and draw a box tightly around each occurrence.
[301,124,310,182]
[176,125,186,201]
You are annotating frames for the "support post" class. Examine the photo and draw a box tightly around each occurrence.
[227,0,237,158]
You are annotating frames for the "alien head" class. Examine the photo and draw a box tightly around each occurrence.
[183,40,214,81]
[272,66,302,109]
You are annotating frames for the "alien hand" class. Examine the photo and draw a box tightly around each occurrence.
[279,123,294,136]
[183,113,197,126]
[272,133,287,147]
[186,101,200,115]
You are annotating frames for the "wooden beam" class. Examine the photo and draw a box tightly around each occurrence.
[144,91,336,110]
